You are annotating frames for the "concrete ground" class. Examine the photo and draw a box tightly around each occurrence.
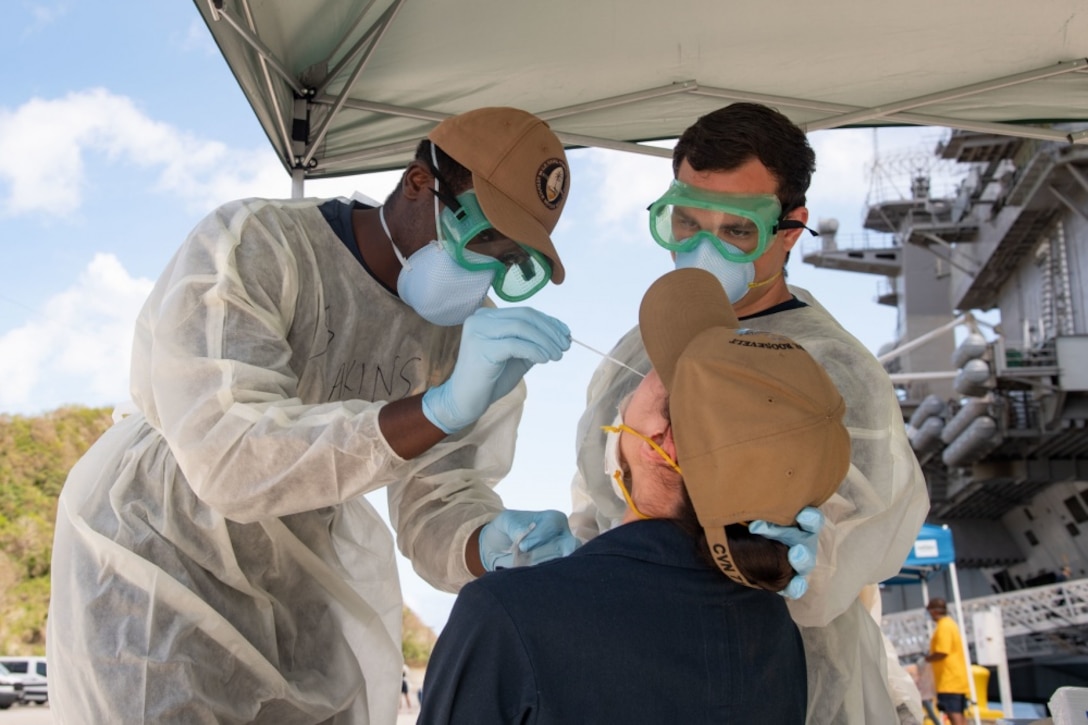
[0,702,51,725]
[397,665,426,724]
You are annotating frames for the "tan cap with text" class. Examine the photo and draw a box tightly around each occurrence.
[430,107,570,283]
[639,268,850,584]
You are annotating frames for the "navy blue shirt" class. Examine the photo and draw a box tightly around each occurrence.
[419,519,806,724]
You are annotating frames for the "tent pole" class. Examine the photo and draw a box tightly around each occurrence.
[291,168,305,200]
[949,562,982,725]
[922,579,932,637]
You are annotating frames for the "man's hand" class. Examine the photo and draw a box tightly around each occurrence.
[478,509,580,572]
[749,506,824,599]
[422,308,570,434]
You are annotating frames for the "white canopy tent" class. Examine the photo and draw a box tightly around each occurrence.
[188,2,1081,718]
[193,0,1088,196]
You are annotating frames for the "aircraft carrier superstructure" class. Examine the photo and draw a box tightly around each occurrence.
[803,127,1088,702]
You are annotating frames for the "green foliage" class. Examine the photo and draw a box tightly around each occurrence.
[402,606,437,667]
[0,406,113,655]
[0,576,50,654]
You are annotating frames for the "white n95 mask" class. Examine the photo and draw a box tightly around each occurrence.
[674,237,755,304]
[380,202,495,327]
[602,412,628,504]
[394,241,494,326]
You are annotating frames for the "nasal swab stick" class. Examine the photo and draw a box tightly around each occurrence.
[510,522,536,567]
[571,338,646,378]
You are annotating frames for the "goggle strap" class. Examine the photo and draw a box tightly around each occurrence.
[428,185,463,214]
[428,142,465,213]
[774,219,820,236]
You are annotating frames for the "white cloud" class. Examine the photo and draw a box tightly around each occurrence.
[0,253,152,414]
[181,17,219,55]
[23,2,69,33]
[0,89,285,217]
[577,146,673,225]
[808,128,877,210]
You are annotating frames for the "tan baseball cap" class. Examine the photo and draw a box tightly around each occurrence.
[429,107,570,284]
[639,268,850,585]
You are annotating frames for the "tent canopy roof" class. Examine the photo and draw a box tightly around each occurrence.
[194,0,1088,181]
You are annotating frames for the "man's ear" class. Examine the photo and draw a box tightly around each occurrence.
[779,206,809,254]
[401,161,434,201]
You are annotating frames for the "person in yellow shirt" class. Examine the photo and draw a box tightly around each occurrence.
[925,597,970,725]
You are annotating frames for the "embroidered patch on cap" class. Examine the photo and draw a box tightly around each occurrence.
[536,159,568,209]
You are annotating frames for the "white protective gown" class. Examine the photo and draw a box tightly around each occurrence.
[570,285,930,725]
[48,198,522,724]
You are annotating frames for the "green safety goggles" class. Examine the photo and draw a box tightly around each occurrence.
[437,189,553,302]
[648,181,786,263]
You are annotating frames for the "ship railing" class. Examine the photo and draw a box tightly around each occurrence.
[799,231,898,257]
[876,276,897,301]
[882,578,1088,659]
[995,338,1058,374]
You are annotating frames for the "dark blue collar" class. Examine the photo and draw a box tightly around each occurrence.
[573,519,713,572]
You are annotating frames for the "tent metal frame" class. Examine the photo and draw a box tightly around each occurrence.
[203,0,1088,197]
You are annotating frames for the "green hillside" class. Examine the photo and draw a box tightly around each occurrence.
[0,406,112,655]
[0,406,434,663]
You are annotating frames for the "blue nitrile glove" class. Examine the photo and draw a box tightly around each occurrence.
[749,506,824,600]
[478,509,581,571]
[422,307,571,434]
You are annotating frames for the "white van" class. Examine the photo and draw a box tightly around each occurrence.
[0,656,47,704]
[0,663,22,709]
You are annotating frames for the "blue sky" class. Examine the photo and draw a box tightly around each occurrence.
[1,1,956,632]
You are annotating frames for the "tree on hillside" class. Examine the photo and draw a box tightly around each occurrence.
[402,606,437,667]
[0,406,114,654]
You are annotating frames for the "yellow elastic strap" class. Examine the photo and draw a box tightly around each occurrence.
[601,423,681,520]
[612,470,651,520]
[743,231,782,290]
[601,424,682,476]
[747,269,783,290]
